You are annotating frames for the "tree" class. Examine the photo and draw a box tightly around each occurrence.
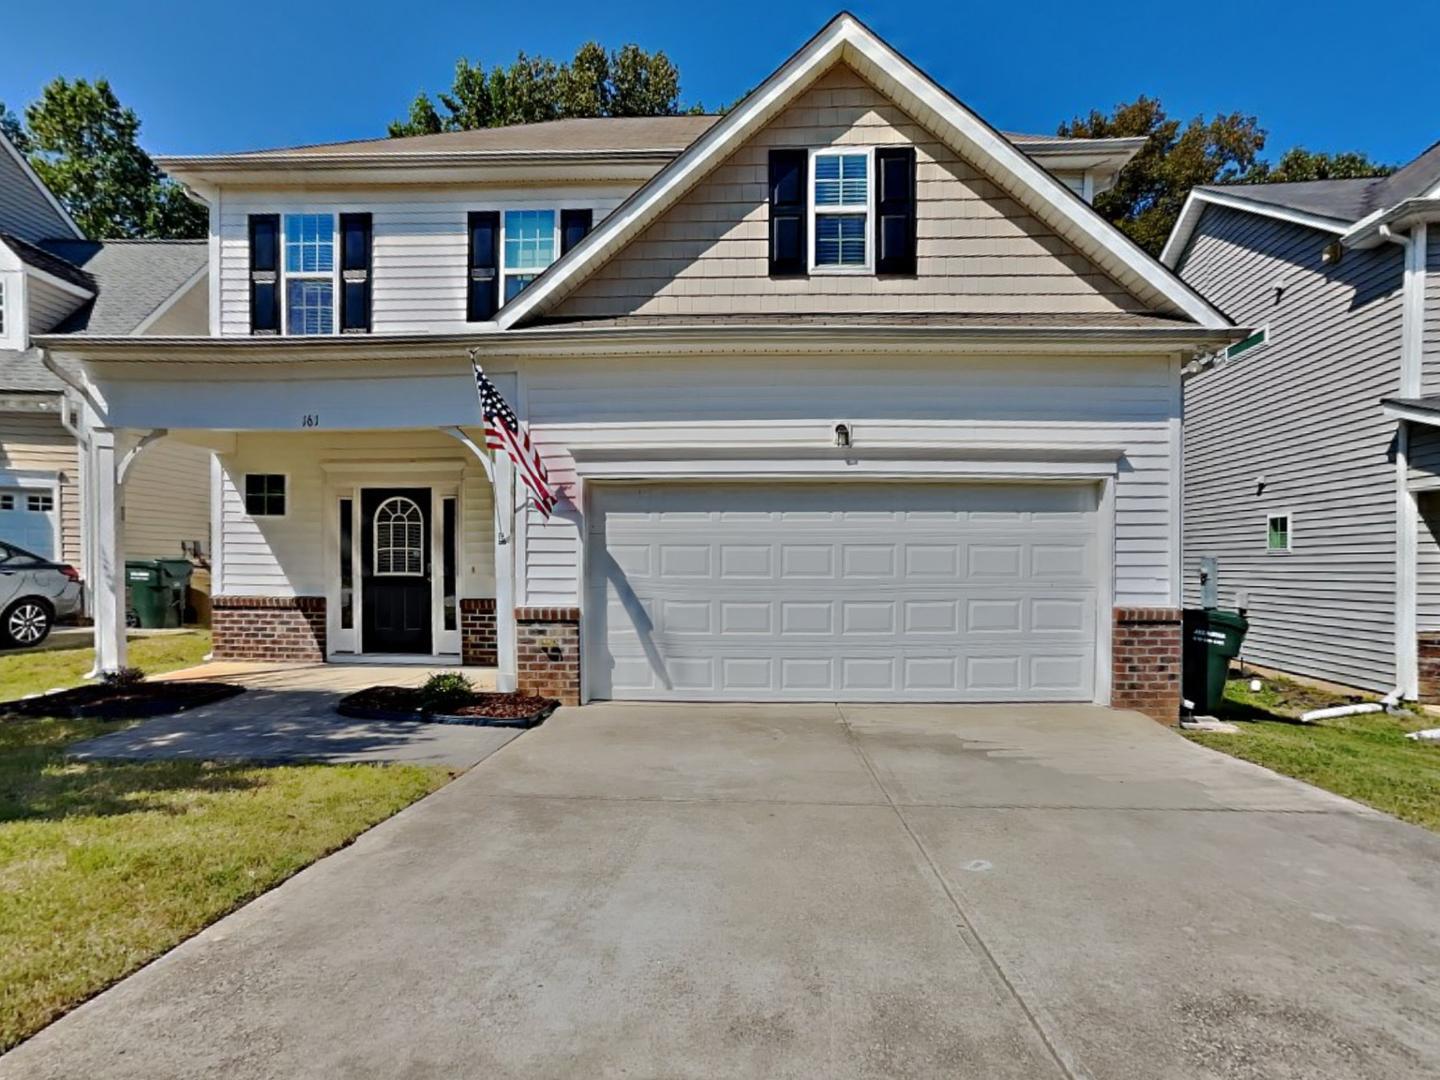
[9,78,205,239]
[1059,97,1266,255]
[1059,97,1394,255]
[390,42,685,136]
[1239,147,1395,184]
[0,102,27,151]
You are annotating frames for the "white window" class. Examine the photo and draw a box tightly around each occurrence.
[503,210,557,302]
[26,493,53,513]
[810,150,872,271]
[374,496,424,575]
[244,474,287,517]
[0,494,12,511]
[283,214,335,335]
[1266,512,1291,553]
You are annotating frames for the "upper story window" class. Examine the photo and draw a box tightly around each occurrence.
[284,214,335,335]
[811,151,871,270]
[503,210,557,302]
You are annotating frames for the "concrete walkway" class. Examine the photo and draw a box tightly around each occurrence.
[8,703,1440,1078]
[69,662,515,768]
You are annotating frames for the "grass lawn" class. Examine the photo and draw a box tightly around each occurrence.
[1184,674,1440,832]
[0,634,454,1053]
[0,631,214,702]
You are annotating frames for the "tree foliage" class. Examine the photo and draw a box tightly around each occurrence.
[390,42,687,136]
[4,78,205,239]
[1059,97,1394,255]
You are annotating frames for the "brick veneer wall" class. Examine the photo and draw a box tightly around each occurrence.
[1418,633,1440,703]
[460,598,498,666]
[212,596,326,662]
[516,606,581,706]
[1112,607,1182,724]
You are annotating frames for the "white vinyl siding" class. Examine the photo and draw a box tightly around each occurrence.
[518,352,1180,611]
[1179,204,1404,692]
[214,429,494,598]
[216,186,633,336]
[0,413,79,565]
[121,438,212,561]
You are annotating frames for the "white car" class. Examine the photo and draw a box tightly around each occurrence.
[0,541,82,648]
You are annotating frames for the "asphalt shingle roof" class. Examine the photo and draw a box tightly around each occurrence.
[1196,138,1440,225]
[37,239,206,335]
[0,348,66,393]
[0,232,96,292]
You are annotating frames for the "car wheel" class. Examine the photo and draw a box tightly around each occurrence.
[3,598,52,648]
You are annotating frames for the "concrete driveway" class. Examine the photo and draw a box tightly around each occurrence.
[5,703,1439,1079]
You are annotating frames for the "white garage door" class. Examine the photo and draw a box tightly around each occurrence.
[0,488,57,559]
[586,482,1100,702]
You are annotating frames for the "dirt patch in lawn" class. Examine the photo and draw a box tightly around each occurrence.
[337,686,558,728]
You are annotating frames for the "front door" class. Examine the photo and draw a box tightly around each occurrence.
[361,488,432,654]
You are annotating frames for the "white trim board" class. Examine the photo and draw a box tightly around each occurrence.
[494,12,1230,331]
[1161,187,1351,268]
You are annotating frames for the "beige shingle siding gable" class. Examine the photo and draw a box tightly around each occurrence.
[553,65,1148,319]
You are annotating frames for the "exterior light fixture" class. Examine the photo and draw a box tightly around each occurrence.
[834,423,851,448]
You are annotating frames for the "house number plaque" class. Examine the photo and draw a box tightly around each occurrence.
[301,414,320,428]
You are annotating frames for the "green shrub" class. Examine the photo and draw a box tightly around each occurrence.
[100,667,146,688]
[418,671,473,711]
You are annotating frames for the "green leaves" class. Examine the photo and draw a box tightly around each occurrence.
[1059,97,1393,255]
[7,77,205,240]
[389,42,686,137]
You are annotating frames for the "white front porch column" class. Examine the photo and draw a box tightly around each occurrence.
[89,429,127,675]
[494,453,518,693]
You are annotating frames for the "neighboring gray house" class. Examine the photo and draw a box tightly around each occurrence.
[1163,141,1440,697]
[0,130,213,628]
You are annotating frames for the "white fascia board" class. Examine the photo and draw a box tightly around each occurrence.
[1342,199,1440,249]
[24,263,94,300]
[1161,187,1351,268]
[0,130,84,240]
[497,13,1228,330]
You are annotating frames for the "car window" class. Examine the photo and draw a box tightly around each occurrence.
[0,543,42,568]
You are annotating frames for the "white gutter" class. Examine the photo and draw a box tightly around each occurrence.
[1380,223,1427,701]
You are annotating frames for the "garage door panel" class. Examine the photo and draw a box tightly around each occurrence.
[587,482,1099,702]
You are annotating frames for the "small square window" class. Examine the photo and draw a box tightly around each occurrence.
[1266,514,1290,552]
[0,494,12,511]
[27,494,53,513]
[245,474,287,517]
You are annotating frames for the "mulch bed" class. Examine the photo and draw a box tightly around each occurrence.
[0,681,245,721]
[336,686,558,729]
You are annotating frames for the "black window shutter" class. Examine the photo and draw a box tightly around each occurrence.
[339,213,372,333]
[248,214,280,334]
[560,208,593,255]
[875,147,917,275]
[467,211,501,321]
[768,149,807,276]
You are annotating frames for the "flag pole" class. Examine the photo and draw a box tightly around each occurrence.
[470,347,519,691]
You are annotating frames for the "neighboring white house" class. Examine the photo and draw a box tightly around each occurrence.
[1164,139,1440,699]
[0,131,213,636]
[40,13,1238,717]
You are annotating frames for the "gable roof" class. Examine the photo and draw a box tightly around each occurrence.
[36,239,207,335]
[1162,137,1440,266]
[0,130,84,242]
[0,232,96,293]
[494,12,1229,330]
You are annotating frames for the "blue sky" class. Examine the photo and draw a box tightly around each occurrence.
[4,1,1436,165]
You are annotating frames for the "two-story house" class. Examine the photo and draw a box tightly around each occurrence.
[40,13,1238,717]
[0,130,214,642]
[1164,139,1440,700]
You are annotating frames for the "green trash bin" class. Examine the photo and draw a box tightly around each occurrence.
[126,559,193,628]
[1182,608,1249,715]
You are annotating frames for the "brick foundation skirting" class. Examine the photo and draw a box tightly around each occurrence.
[212,595,326,662]
[1418,632,1440,703]
[460,598,498,666]
[516,606,581,706]
[1112,606,1182,724]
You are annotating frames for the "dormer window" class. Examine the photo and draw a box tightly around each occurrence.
[811,151,871,270]
[503,210,557,302]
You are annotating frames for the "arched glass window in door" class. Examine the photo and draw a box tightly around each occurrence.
[374,496,425,575]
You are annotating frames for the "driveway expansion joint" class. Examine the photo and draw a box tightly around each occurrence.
[834,704,1086,1080]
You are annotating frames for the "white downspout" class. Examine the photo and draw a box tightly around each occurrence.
[1381,222,1427,703]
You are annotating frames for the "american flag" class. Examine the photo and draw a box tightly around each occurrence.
[471,359,556,518]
